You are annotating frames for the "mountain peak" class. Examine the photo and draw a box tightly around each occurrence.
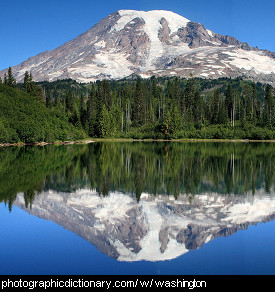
[114,9,190,34]
[1,9,275,84]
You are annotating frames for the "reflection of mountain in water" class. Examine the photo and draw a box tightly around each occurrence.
[2,142,275,261]
[15,190,275,262]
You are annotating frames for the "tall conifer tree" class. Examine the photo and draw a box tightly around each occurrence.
[133,77,146,126]
[7,67,16,88]
[45,86,51,108]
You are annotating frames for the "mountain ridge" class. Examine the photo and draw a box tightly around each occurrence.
[14,189,275,262]
[1,9,275,84]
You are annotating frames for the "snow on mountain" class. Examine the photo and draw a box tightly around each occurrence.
[1,9,275,84]
[15,189,275,262]
[110,10,190,71]
[112,10,190,34]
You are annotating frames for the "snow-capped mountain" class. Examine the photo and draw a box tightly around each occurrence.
[1,9,275,84]
[15,189,275,262]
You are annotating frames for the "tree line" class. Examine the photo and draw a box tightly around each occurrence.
[59,74,275,139]
[1,67,275,141]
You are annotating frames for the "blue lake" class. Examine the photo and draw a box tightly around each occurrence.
[0,142,275,275]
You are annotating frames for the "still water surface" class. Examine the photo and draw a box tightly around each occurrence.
[0,142,275,275]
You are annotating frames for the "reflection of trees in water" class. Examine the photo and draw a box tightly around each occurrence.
[0,145,85,210]
[1,142,275,210]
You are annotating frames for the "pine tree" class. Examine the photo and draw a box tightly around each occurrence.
[23,71,36,94]
[183,78,196,124]
[87,86,96,137]
[150,75,157,98]
[3,73,8,85]
[218,97,228,125]
[23,71,30,91]
[95,81,104,137]
[252,83,258,121]
[133,77,146,126]
[65,90,73,112]
[80,94,87,129]
[163,109,172,137]
[193,90,203,127]
[173,77,181,108]
[99,104,111,137]
[36,85,44,103]
[243,84,253,122]
[234,89,241,122]
[125,97,131,132]
[166,79,174,102]
[171,104,183,134]
[103,80,112,110]
[28,72,36,93]
[225,84,234,126]
[45,86,51,108]
[53,88,61,106]
[263,84,274,127]
[7,67,16,88]
[110,101,123,135]
[211,89,220,124]
[240,96,246,129]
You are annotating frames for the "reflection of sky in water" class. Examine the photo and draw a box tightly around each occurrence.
[1,142,275,275]
[1,201,275,275]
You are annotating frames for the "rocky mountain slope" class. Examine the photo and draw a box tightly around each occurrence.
[1,10,275,84]
[15,189,275,262]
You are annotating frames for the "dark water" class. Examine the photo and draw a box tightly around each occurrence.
[0,142,275,275]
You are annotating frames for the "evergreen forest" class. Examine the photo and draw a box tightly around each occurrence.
[1,67,275,143]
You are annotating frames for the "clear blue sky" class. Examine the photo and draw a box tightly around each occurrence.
[1,0,274,70]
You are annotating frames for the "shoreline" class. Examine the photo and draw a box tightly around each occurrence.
[91,138,275,143]
[1,138,275,147]
[0,139,96,147]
